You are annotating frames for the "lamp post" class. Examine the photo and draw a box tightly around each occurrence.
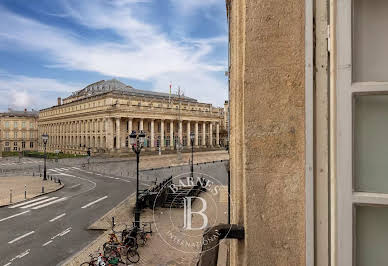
[129,130,146,228]
[42,134,49,181]
[190,132,194,178]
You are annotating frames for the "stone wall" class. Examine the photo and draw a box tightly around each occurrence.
[228,0,306,265]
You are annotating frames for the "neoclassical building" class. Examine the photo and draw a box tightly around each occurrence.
[38,79,224,154]
[0,109,39,152]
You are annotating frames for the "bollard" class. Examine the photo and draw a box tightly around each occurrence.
[42,186,44,193]
[58,179,61,185]
[33,172,35,177]
[24,185,27,199]
[50,176,52,181]
[10,189,12,203]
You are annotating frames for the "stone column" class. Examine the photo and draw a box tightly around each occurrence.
[160,120,164,149]
[115,118,120,150]
[179,120,183,146]
[195,122,199,147]
[187,121,191,147]
[128,118,133,134]
[100,118,104,149]
[216,123,220,146]
[170,120,174,149]
[150,119,155,149]
[106,118,114,151]
[202,122,206,146]
[139,119,144,131]
[209,122,213,147]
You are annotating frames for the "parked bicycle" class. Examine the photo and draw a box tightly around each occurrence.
[103,222,140,264]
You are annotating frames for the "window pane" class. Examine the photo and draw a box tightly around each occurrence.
[353,0,388,82]
[356,206,388,266]
[354,94,388,193]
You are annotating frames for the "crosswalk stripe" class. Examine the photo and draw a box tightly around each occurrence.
[81,196,108,209]
[32,197,67,210]
[20,197,58,209]
[0,211,30,222]
[8,196,49,209]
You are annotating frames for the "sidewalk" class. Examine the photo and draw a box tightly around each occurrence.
[0,176,63,207]
[64,186,228,266]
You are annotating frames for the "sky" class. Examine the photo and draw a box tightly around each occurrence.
[0,0,228,111]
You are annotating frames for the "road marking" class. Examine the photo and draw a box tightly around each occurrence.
[8,196,49,209]
[3,249,31,265]
[49,213,66,222]
[42,240,53,246]
[32,197,67,210]
[51,227,72,240]
[81,196,108,209]
[0,211,30,222]
[8,231,35,244]
[3,263,11,266]
[20,197,58,209]
[69,183,80,189]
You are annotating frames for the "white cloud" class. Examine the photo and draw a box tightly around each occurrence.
[0,1,228,106]
[0,72,81,111]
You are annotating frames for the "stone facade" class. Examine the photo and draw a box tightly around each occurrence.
[226,0,306,265]
[0,109,39,152]
[38,79,225,154]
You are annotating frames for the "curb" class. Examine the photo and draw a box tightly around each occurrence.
[0,183,65,208]
[61,192,136,266]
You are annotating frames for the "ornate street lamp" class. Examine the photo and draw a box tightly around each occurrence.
[42,134,49,181]
[190,132,195,178]
[129,130,146,228]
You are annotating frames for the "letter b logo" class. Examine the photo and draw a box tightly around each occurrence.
[183,197,208,230]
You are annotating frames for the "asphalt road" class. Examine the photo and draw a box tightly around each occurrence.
[0,157,228,266]
[0,160,144,266]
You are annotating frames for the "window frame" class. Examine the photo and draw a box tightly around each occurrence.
[336,0,388,264]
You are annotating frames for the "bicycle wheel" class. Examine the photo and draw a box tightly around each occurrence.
[137,232,146,246]
[126,248,140,264]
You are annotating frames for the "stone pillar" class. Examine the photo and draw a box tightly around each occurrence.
[195,122,199,147]
[216,123,220,146]
[202,122,206,146]
[160,120,164,149]
[187,121,191,147]
[170,120,174,149]
[140,119,144,131]
[100,118,104,149]
[106,118,114,151]
[128,118,133,134]
[150,119,155,149]
[179,120,183,147]
[115,118,120,150]
[209,122,213,147]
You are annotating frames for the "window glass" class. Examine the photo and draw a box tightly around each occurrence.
[356,206,388,266]
[354,94,388,192]
[353,0,388,81]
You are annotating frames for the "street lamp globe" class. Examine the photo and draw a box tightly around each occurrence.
[42,134,49,144]
[190,132,195,142]
[138,130,146,145]
[129,131,137,146]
